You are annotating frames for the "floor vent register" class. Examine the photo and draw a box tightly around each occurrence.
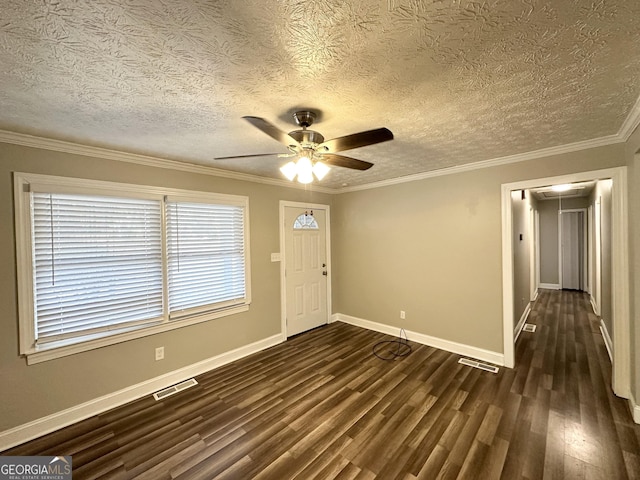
[458,358,499,374]
[153,378,198,401]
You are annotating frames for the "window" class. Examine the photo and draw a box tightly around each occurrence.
[293,212,319,229]
[14,173,251,364]
[32,193,164,344]
[166,200,246,317]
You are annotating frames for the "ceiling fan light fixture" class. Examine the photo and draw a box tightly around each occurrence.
[280,161,297,181]
[296,156,314,184]
[312,161,330,180]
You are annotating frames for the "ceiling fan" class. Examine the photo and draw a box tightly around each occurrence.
[215,111,393,183]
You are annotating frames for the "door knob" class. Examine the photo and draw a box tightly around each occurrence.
[322,271,327,276]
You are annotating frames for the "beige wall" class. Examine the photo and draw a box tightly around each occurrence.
[332,143,626,355]
[0,142,332,431]
[538,199,560,285]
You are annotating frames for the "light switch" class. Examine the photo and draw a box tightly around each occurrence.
[271,253,281,262]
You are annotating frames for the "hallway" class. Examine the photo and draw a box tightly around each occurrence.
[515,289,638,478]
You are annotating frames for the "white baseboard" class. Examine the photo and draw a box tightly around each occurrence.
[539,283,561,290]
[590,295,599,316]
[0,334,283,451]
[599,319,613,363]
[629,392,640,424]
[332,313,504,366]
[531,289,539,302]
[514,303,532,342]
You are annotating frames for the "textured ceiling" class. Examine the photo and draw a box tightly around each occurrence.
[1,0,639,189]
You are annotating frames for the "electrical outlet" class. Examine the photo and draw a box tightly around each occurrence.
[155,346,165,361]
[400,310,406,320]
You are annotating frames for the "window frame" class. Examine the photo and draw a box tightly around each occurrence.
[14,172,251,364]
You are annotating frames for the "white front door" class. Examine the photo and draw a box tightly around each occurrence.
[283,205,329,337]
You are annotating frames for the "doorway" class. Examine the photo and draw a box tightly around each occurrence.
[501,167,629,398]
[280,201,331,337]
[560,209,587,291]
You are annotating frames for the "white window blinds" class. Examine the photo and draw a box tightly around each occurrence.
[32,193,163,344]
[166,200,247,318]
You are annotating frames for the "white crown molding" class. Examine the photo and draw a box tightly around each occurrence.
[618,94,640,141]
[0,130,335,194]
[337,94,640,193]
[0,105,635,196]
[337,134,623,193]
[0,333,283,451]
[332,313,504,366]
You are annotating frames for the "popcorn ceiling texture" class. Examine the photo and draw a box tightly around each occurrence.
[0,0,639,188]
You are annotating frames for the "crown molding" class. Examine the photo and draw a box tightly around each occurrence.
[337,134,623,193]
[0,117,632,196]
[618,94,640,141]
[0,130,335,194]
[338,93,640,193]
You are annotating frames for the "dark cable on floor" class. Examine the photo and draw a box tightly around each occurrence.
[373,328,412,360]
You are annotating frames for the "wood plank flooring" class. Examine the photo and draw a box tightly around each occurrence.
[3,290,640,479]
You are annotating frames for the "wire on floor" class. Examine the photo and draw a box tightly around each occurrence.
[373,328,412,360]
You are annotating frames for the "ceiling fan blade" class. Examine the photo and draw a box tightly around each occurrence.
[214,153,285,160]
[319,127,393,153]
[320,153,373,171]
[243,116,300,147]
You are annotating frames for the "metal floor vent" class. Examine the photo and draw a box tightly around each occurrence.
[522,323,537,333]
[458,358,499,374]
[153,378,198,401]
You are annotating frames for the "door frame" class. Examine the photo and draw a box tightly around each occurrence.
[592,197,603,315]
[501,167,629,399]
[587,204,593,296]
[534,209,541,298]
[558,208,588,291]
[279,200,332,340]
[529,205,538,302]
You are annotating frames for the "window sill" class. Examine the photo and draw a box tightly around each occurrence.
[24,304,249,365]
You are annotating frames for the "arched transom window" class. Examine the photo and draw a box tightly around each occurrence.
[293,211,319,229]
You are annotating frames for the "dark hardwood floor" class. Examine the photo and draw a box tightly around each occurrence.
[3,290,640,479]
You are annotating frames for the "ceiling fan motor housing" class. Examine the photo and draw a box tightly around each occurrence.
[288,129,325,146]
[292,110,316,128]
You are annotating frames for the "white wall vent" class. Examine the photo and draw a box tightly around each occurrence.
[522,323,537,333]
[153,378,198,401]
[458,358,499,374]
